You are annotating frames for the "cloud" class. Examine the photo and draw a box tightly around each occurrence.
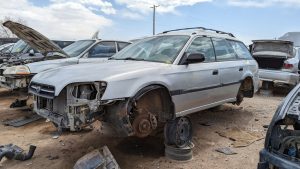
[51,0,116,14]
[116,0,212,14]
[0,0,113,40]
[226,0,300,8]
[120,10,143,20]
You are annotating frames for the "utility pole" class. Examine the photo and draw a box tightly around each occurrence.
[151,5,159,35]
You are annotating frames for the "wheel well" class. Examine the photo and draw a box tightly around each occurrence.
[241,77,254,98]
[132,84,175,122]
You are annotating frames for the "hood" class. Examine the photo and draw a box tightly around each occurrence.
[26,57,79,74]
[31,60,169,95]
[3,21,67,56]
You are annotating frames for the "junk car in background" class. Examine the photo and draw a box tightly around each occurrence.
[258,83,300,169]
[250,40,299,87]
[0,21,131,108]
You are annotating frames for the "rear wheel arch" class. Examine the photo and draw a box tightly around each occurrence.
[241,76,254,98]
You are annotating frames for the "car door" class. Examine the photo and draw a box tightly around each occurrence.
[211,38,243,101]
[173,37,222,116]
[78,41,117,63]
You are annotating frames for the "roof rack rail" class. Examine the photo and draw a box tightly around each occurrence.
[161,27,235,37]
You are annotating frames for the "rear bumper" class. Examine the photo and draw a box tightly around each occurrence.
[258,69,299,85]
[258,149,300,169]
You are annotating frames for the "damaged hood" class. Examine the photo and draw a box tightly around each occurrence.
[31,60,169,96]
[3,21,67,56]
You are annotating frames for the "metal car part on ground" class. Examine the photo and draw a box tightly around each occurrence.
[73,146,119,169]
[29,27,259,148]
[250,40,299,86]
[258,83,300,169]
[0,144,36,162]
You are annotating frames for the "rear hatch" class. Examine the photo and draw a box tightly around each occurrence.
[251,40,294,70]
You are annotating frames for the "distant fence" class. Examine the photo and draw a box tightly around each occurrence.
[0,38,19,45]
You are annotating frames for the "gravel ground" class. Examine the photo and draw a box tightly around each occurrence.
[0,88,287,169]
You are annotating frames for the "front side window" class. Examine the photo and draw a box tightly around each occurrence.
[117,42,130,51]
[186,37,215,62]
[111,35,190,64]
[229,40,253,59]
[63,40,95,57]
[88,41,116,58]
[212,38,237,61]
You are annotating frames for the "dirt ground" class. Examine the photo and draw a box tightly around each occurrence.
[0,88,288,169]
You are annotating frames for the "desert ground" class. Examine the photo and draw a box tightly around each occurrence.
[0,88,288,169]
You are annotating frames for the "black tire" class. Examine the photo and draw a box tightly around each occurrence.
[165,143,194,161]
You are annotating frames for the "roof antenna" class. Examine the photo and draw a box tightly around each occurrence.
[91,30,99,39]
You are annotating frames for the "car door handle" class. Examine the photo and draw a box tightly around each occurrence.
[212,70,218,75]
[239,67,243,72]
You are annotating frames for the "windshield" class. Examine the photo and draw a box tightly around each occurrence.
[10,40,28,53]
[111,35,190,63]
[63,40,95,57]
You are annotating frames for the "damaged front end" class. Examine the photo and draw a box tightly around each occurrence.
[0,65,32,90]
[30,82,108,131]
[258,86,300,169]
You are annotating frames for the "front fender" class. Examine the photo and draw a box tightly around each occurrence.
[101,76,172,100]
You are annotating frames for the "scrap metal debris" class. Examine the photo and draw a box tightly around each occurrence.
[216,127,264,148]
[215,147,237,155]
[10,99,27,108]
[74,146,119,169]
[3,114,42,127]
[0,144,36,161]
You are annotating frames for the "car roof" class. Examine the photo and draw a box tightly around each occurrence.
[157,27,239,41]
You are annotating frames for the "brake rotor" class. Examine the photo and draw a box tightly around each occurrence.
[132,113,157,138]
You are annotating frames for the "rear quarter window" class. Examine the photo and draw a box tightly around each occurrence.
[229,40,253,60]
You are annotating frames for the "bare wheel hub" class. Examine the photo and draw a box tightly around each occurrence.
[132,113,157,138]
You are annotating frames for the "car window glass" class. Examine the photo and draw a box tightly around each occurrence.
[212,38,237,61]
[186,37,215,62]
[229,40,253,59]
[88,41,116,58]
[118,42,130,51]
[111,35,190,64]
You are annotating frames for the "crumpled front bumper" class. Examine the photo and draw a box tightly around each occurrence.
[0,75,28,90]
[258,69,299,85]
[258,149,300,169]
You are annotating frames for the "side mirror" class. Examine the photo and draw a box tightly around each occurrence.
[184,53,205,64]
[29,49,35,56]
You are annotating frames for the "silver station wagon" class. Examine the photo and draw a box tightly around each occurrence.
[29,27,259,147]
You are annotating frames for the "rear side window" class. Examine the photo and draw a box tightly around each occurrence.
[117,42,130,51]
[229,41,253,59]
[186,37,215,62]
[212,38,237,61]
[88,41,116,58]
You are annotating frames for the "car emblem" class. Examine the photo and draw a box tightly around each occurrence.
[36,86,41,93]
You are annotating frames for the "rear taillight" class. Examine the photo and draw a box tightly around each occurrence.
[283,63,293,69]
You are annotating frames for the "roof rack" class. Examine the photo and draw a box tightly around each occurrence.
[161,27,235,37]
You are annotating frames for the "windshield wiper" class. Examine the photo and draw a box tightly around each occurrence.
[109,57,145,61]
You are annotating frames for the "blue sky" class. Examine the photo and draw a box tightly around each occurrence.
[1,0,300,44]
